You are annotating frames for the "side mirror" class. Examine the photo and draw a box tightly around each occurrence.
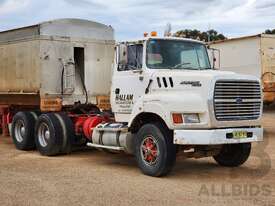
[118,44,127,65]
[207,47,220,70]
[213,57,219,70]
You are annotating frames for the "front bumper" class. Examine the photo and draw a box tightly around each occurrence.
[174,127,263,145]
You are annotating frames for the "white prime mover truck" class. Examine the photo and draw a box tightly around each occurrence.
[0,19,263,176]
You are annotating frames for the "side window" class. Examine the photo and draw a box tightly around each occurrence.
[127,44,143,69]
[118,44,143,71]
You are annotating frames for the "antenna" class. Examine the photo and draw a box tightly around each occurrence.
[164,23,172,37]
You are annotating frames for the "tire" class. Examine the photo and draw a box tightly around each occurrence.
[54,113,75,154]
[29,111,41,121]
[11,112,36,150]
[35,113,63,156]
[135,123,176,177]
[213,143,251,167]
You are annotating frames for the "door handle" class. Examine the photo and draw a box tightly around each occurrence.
[132,69,143,74]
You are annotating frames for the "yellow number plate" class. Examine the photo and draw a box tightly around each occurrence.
[233,131,247,139]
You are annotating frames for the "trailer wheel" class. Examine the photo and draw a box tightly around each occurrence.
[11,112,36,150]
[213,143,251,167]
[135,123,176,177]
[35,113,63,156]
[54,113,75,154]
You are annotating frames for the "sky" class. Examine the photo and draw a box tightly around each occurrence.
[0,0,274,40]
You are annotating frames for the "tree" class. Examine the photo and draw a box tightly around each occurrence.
[174,29,227,42]
[265,29,275,34]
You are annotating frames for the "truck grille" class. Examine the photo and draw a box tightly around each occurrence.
[214,80,262,121]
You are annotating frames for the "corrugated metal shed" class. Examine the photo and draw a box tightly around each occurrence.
[210,34,275,44]
[209,33,275,103]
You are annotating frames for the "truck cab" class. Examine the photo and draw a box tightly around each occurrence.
[110,35,263,176]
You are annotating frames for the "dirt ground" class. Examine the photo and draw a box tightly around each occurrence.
[0,109,275,206]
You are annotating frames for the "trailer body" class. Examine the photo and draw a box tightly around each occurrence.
[0,19,115,109]
[209,34,275,103]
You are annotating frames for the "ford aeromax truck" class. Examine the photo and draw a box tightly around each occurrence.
[0,19,263,177]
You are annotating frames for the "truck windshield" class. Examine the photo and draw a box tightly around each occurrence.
[146,39,211,70]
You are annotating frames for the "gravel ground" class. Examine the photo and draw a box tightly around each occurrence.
[0,108,275,206]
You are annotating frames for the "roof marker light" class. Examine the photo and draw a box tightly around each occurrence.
[151,31,157,37]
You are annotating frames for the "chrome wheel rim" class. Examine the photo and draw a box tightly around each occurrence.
[14,120,25,143]
[140,136,160,166]
[38,123,50,147]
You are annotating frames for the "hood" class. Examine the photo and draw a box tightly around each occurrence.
[149,69,260,93]
[151,69,259,81]
[145,69,262,129]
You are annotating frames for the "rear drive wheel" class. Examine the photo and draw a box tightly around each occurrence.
[54,113,75,154]
[213,143,251,167]
[11,112,36,150]
[135,123,176,177]
[35,113,63,156]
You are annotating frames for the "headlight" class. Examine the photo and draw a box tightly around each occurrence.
[172,113,200,124]
[183,114,200,123]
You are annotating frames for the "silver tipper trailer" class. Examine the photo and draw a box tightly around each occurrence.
[0,18,115,111]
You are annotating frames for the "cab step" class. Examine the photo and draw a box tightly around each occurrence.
[87,142,125,151]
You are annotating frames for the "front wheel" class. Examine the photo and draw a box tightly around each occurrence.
[213,143,251,167]
[135,123,176,177]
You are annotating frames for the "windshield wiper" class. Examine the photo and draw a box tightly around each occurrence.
[172,62,191,69]
[201,67,213,70]
[168,66,198,70]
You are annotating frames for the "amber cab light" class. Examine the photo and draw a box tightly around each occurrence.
[151,31,157,37]
[172,113,183,124]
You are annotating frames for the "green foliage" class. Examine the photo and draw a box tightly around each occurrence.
[174,29,227,42]
[265,29,275,34]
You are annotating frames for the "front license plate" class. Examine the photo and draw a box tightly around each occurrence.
[233,131,247,139]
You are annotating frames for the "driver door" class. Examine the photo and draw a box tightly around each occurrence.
[111,43,147,119]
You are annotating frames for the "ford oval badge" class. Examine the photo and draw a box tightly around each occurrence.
[236,98,243,104]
